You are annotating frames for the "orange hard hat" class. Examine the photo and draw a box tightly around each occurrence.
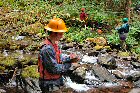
[44,18,68,32]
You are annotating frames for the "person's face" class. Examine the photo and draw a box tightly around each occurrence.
[54,32,64,41]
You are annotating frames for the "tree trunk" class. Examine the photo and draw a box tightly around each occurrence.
[126,0,131,20]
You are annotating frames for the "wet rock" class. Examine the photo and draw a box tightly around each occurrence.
[98,54,117,69]
[65,71,85,84]
[72,64,92,78]
[131,56,139,62]
[134,79,140,87]
[91,65,116,82]
[82,47,87,51]
[86,88,100,93]
[16,41,30,49]
[118,81,134,88]
[131,61,140,68]
[73,42,78,48]
[132,70,140,78]
[62,43,73,50]
[25,78,41,93]
[116,59,132,68]
[78,44,83,49]
[0,88,6,93]
[100,49,107,54]
[88,51,99,57]
[62,87,74,93]
[129,88,140,93]
[112,70,124,79]
[109,51,118,58]
[126,71,140,81]
[73,66,87,77]
[87,86,131,93]
[128,57,132,61]
[4,86,25,93]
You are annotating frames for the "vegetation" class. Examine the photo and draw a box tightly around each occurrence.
[22,65,39,78]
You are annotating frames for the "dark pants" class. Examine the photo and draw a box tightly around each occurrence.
[119,33,128,50]
[39,78,64,93]
[119,33,127,41]
[39,83,60,93]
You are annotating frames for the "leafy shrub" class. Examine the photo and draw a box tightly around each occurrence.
[64,27,98,43]
[128,21,140,44]
[131,46,140,54]
[134,47,140,54]
[106,30,120,45]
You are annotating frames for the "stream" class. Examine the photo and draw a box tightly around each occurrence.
[0,39,140,93]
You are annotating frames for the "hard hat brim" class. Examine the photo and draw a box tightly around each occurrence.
[44,25,68,32]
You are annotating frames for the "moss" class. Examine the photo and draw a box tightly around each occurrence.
[22,65,39,78]
[1,56,16,66]
[94,45,104,51]
[118,51,130,57]
[0,66,5,72]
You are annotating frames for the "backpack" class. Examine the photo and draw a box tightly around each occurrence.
[118,24,129,34]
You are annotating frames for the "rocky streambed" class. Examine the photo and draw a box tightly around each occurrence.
[0,36,140,93]
[0,48,140,93]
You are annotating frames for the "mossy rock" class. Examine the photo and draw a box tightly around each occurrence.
[86,38,96,42]
[94,45,103,50]
[103,46,112,50]
[0,66,5,72]
[0,54,5,61]
[22,65,39,78]
[118,51,130,57]
[18,54,32,65]
[95,37,107,46]
[30,57,38,65]
[86,37,107,46]
[1,56,16,66]
[0,39,8,49]
[10,44,19,50]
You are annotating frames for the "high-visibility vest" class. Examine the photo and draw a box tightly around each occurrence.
[38,39,61,80]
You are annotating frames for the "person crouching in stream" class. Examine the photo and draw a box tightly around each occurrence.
[116,18,130,51]
[38,18,80,93]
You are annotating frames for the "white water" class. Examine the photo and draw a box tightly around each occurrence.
[64,55,120,91]
[81,55,98,64]
[64,77,90,92]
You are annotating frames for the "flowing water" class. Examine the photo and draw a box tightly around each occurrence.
[0,48,140,93]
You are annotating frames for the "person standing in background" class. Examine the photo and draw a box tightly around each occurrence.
[80,8,88,29]
[116,18,130,51]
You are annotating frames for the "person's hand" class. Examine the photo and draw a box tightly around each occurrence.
[69,53,80,63]
[70,53,77,59]
[71,63,80,69]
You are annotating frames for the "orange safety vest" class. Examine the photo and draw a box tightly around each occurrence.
[38,39,61,80]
